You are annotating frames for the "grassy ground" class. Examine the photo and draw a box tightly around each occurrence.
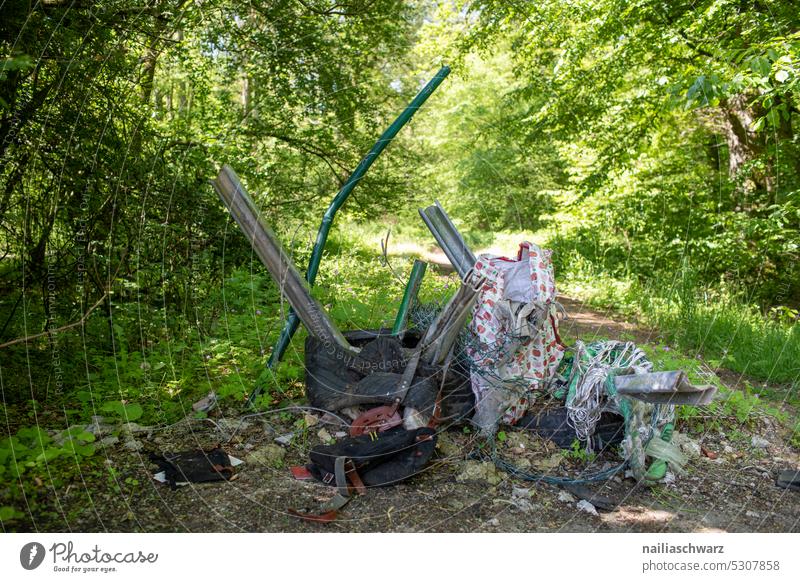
[1,221,798,529]
[4,284,798,533]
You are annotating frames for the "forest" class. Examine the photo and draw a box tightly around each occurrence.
[1,0,799,531]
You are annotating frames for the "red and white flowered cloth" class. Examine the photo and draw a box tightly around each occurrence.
[466,242,566,424]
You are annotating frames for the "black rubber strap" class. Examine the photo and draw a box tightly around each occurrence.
[334,456,350,497]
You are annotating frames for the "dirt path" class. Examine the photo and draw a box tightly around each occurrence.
[21,292,798,533]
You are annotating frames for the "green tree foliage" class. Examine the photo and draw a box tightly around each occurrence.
[1,0,798,412]
[452,0,800,304]
[1,0,800,528]
[412,48,566,234]
[0,0,427,402]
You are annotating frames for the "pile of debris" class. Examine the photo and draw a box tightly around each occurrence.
[201,165,721,520]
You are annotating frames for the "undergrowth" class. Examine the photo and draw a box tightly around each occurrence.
[557,264,800,387]
[0,227,459,527]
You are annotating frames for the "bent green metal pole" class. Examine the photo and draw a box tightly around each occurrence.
[248,65,451,405]
[391,259,427,337]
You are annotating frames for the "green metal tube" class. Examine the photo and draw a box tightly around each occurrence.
[391,260,427,336]
[305,66,450,285]
[249,65,450,405]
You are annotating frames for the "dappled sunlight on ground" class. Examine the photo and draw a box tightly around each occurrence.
[377,230,543,271]
[601,506,676,527]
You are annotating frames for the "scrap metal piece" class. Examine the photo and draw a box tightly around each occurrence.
[614,370,717,405]
[392,260,427,337]
[419,200,477,279]
[396,349,425,430]
[416,199,481,364]
[350,406,403,436]
[395,350,422,405]
[211,165,357,358]
[421,280,478,365]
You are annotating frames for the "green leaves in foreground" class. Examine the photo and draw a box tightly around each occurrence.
[101,401,143,422]
[0,506,25,523]
[0,424,96,480]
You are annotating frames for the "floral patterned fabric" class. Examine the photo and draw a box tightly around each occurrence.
[466,242,566,424]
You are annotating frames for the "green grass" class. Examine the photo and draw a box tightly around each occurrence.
[3,220,799,527]
[557,268,800,387]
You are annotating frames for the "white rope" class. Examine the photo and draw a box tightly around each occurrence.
[566,340,652,444]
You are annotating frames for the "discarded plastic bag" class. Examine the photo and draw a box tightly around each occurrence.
[467,241,566,429]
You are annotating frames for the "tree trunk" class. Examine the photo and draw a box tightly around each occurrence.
[720,95,773,195]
